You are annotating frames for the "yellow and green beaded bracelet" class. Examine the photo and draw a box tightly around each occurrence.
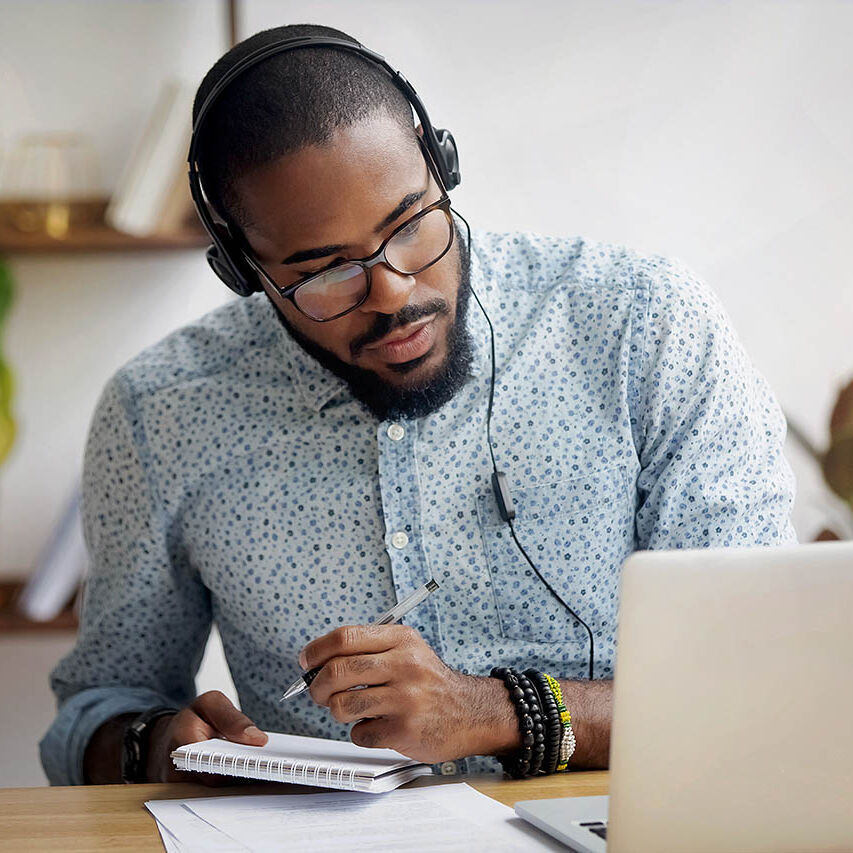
[543,672,574,771]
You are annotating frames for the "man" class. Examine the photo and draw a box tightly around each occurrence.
[41,23,796,786]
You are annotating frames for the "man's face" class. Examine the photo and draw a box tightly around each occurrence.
[236,114,464,394]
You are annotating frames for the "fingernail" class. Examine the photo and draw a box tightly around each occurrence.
[298,649,307,669]
[244,725,264,739]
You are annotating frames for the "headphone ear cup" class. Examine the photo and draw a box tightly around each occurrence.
[205,228,262,297]
[433,128,461,190]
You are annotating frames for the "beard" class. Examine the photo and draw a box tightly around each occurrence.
[270,224,474,421]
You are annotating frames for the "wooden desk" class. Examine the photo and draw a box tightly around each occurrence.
[0,772,609,851]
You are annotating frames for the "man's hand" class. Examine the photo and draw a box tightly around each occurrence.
[145,690,268,783]
[300,624,519,763]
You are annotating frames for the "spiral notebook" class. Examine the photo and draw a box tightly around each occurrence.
[170,731,431,793]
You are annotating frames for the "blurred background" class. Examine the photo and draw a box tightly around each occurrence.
[0,0,850,786]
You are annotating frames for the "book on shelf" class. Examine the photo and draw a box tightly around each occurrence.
[16,486,87,622]
[155,160,196,234]
[106,79,196,237]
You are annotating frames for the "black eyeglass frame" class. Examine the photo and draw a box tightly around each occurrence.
[240,194,454,322]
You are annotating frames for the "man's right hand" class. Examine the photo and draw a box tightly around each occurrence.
[145,690,268,783]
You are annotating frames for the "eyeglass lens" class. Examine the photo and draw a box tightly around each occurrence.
[293,207,452,321]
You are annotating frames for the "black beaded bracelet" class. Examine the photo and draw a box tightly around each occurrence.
[525,669,562,776]
[532,670,562,776]
[490,666,546,778]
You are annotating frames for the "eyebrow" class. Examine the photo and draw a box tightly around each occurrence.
[280,188,428,265]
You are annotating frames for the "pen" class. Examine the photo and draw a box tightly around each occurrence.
[280,578,440,702]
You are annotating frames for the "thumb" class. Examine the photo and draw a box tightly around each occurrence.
[193,690,268,746]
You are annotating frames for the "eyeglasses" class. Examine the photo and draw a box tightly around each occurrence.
[241,196,455,322]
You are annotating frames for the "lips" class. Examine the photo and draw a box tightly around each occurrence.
[365,317,437,364]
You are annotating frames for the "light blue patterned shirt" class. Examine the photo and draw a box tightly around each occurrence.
[41,230,796,784]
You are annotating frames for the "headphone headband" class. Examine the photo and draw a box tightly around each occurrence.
[189,35,461,297]
[190,38,444,175]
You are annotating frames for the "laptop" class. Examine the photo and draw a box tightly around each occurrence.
[515,540,853,852]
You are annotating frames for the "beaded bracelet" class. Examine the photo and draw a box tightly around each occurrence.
[543,672,576,771]
[525,669,562,776]
[490,667,546,778]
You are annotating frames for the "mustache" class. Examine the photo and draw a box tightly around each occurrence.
[349,298,450,358]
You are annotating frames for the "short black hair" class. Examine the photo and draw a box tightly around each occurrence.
[193,23,416,227]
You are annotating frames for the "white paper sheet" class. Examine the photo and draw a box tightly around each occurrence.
[145,799,249,852]
[152,818,182,853]
[178,783,562,852]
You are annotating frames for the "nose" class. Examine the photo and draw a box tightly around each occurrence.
[358,262,416,317]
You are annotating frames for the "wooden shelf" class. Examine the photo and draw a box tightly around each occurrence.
[0,223,208,254]
[0,580,78,634]
[0,201,208,254]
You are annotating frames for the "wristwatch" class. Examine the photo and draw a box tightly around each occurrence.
[120,706,178,784]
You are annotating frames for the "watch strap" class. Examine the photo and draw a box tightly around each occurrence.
[121,706,178,784]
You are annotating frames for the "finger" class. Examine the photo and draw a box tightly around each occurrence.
[328,686,395,724]
[147,711,211,783]
[166,714,220,772]
[191,690,268,745]
[170,711,214,745]
[300,624,417,671]
[162,711,266,785]
[350,717,397,750]
[309,652,393,706]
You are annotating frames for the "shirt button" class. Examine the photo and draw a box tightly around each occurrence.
[439,761,457,776]
[390,531,409,549]
[387,423,405,441]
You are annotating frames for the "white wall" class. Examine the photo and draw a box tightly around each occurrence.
[250,0,853,537]
[0,2,233,576]
[2,0,851,575]
[0,0,850,788]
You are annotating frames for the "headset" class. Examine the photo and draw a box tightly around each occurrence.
[188,36,461,298]
[188,36,595,680]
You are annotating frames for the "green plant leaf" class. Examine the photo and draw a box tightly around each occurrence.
[0,259,14,322]
[0,413,15,467]
[0,357,14,466]
[0,257,16,467]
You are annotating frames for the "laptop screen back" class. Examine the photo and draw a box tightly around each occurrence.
[607,541,853,853]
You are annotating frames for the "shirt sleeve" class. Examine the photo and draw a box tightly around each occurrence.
[39,373,212,785]
[630,258,797,549]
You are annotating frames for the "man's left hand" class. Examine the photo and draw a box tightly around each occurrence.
[299,624,518,763]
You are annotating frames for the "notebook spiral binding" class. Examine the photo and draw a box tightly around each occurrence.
[179,747,361,789]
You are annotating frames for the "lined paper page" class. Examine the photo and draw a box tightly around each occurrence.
[182,783,563,852]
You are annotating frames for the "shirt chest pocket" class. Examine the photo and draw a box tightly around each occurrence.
[476,465,633,645]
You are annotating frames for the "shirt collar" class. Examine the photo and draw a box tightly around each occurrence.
[264,304,349,412]
[261,233,492,413]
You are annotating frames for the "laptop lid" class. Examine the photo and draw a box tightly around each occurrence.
[607,540,853,853]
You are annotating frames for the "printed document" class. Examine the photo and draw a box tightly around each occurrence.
[146,782,562,852]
